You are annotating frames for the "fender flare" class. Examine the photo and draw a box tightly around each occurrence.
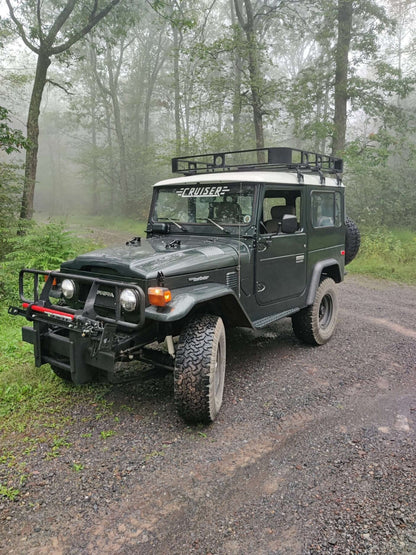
[145,282,252,327]
[306,259,342,305]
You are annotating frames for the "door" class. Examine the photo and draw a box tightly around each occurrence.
[255,187,307,305]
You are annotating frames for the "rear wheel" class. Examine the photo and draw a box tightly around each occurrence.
[174,314,226,424]
[292,278,338,346]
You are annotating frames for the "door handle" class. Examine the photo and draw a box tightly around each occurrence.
[257,238,272,252]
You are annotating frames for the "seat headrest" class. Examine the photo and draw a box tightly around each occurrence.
[270,205,295,220]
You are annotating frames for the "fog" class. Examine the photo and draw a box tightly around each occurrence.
[2,0,416,229]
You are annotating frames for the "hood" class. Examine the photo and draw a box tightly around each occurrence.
[61,236,240,280]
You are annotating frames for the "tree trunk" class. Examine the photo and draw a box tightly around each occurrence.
[105,104,116,210]
[106,47,129,214]
[144,34,165,148]
[231,0,242,150]
[173,25,182,154]
[234,0,265,162]
[20,52,51,219]
[332,0,353,157]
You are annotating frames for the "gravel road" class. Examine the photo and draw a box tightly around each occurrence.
[1,275,415,554]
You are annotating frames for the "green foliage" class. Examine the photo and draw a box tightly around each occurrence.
[349,228,416,284]
[0,106,28,258]
[0,163,24,258]
[344,135,416,230]
[0,221,97,304]
[0,106,28,154]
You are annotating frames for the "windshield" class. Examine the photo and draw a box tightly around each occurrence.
[152,183,255,229]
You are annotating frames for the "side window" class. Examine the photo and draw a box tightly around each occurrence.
[261,189,302,234]
[311,191,342,228]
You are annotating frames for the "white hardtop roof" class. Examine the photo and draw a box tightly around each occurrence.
[154,171,343,188]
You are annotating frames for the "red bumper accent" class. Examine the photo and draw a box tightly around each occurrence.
[22,303,74,321]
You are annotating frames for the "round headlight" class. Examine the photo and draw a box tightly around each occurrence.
[61,279,76,300]
[120,288,138,312]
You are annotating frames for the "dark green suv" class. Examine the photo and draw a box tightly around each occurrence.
[9,147,360,423]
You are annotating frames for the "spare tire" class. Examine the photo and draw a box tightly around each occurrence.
[345,216,360,265]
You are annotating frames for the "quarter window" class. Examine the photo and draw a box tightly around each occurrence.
[311,191,341,228]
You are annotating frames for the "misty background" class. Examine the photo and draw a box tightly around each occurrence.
[1,0,416,229]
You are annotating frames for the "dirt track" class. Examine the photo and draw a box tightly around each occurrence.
[1,275,416,554]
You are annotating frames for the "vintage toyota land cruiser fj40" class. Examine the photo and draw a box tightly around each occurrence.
[9,147,360,423]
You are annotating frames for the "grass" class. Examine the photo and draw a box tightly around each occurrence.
[0,309,118,501]
[348,227,416,285]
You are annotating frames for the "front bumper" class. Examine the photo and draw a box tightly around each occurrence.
[9,269,148,383]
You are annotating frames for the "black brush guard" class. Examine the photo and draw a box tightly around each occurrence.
[9,269,146,384]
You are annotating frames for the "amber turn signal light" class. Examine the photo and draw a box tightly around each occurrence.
[44,274,57,286]
[148,287,172,307]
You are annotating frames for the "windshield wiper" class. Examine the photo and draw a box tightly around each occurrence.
[206,218,230,234]
[167,218,188,232]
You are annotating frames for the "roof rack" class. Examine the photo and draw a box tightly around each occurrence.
[172,147,343,176]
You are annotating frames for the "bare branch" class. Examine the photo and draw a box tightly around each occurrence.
[46,79,74,95]
[5,0,39,54]
[233,0,247,30]
[50,0,121,55]
[36,0,44,43]
[44,0,77,47]
[88,41,111,98]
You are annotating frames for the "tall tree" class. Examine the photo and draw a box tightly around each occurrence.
[332,0,353,156]
[233,0,265,157]
[5,0,121,220]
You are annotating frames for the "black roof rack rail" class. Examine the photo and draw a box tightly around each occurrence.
[172,147,343,176]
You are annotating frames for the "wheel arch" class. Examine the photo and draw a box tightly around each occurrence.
[145,283,252,329]
[306,259,342,306]
[187,294,252,328]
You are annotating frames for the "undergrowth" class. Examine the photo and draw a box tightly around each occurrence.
[0,222,111,501]
[348,227,416,284]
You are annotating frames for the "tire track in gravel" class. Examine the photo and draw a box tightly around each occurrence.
[32,373,399,555]
[340,308,416,339]
[39,406,319,554]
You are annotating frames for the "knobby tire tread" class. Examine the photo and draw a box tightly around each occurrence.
[292,278,338,346]
[345,216,361,265]
[174,314,221,424]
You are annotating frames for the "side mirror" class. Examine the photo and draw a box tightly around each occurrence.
[281,214,297,234]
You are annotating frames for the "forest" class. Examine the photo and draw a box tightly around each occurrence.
[0,0,416,266]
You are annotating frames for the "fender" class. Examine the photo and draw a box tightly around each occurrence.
[306,259,343,305]
[145,282,252,327]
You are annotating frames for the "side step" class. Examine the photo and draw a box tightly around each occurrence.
[253,308,299,329]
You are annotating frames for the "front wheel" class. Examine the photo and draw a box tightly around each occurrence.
[174,314,226,424]
[292,278,338,346]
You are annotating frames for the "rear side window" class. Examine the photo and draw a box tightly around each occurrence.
[311,191,342,228]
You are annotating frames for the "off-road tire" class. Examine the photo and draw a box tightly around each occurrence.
[292,278,338,346]
[345,216,360,265]
[174,314,226,424]
[51,365,72,382]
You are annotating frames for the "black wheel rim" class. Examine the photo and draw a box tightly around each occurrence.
[319,294,333,329]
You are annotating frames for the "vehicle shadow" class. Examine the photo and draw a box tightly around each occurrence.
[103,318,300,416]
